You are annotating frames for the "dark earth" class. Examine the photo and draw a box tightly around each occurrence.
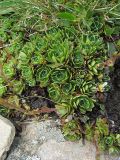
[105,58,120,133]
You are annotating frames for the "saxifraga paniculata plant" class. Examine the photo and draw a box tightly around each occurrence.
[0,0,120,154]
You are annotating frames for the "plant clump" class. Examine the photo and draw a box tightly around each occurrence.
[0,0,120,154]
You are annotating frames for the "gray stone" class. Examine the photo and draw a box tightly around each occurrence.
[37,140,96,160]
[0,115,15,160]
[7,119,120,160]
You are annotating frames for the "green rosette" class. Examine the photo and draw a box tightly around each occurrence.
[46,39,70,64]
[9,80,24,95]
[104,136,114,146]
[80,80,97,95]
[51,68,69,84]
[21,65,35,86]
[62,120,81,141]
[72,95,94,114]
[62,82,75,95]
[31,52,44,65]
[3,63,15,79]
[72,51,84,68]
[21,65,33,80]
[48,84,61,103]
[36,66,51,87]
[0,78,7,97]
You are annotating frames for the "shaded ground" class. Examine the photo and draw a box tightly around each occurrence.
[105,58,120,133]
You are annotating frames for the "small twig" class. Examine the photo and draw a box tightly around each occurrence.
[0,98,56,116]
[0,97,25,113]
[0,44,12,49]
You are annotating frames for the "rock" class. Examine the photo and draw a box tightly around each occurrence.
[37,140,96,160]
[0,115,15,160]
[7,119,120,160]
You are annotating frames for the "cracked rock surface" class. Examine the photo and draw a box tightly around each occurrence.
[7,119,119,160]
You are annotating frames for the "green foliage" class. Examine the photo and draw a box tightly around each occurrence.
[31,52,44,65]
[85,118,120,154]
[72,51,84,68]
[3,63,15,79]
[36,66,51,87]
[56,103,71,117]
[72,95,95,114]
[51,68,69,84]
[78,80,96,95]
[95,118,109,136]
[0,106,10,117]
[62,82,75,95]
[62,120,81,141]
[79,34,104,57]
[46,39,71,65]
[0,81,7,97]
[48,84,61,103]
[9,80,24,95]
[21,65,35,86]
[0,0,120,153]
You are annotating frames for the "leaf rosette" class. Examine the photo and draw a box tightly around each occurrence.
[55,103,72,117]
[46,39,71,64]
[18,52,30,64]
[21,65,34,86]
[80,34,103,56]
[9,80,24,94]
[51,69,70,84]
[22,42,35,55]
[51,68,70,84]
[36,65,51,87]
[31,52,44,65]
[72,51,84,68]
[72,95,95,114]
[62,120,81,141]
[87,59,102,75]
[48,84,61,103]
[104,136,114,146]
[79,80,97,95]
[17,42,35,67]
[3,63,15,79]
[62,82,75,95]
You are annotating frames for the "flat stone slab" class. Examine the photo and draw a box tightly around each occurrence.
[37,140,96,160]
[7,119,120,160]
[0,115,15,160]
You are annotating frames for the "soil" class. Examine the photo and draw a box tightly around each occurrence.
[105,58,120,133]
[22,86,54,109]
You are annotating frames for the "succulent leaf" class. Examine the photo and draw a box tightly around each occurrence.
[72,95,94,114]
[72,51,84,68]
[51,68,69,84]
[3,63,15,79]
[9,80,24,94]
[46,39,71,64]
[62,120,81,141]
[31,52,44,65]
[36,65,51,87]
[48,84,61,103]
[62,82,75,95]
[0,84,7,97]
